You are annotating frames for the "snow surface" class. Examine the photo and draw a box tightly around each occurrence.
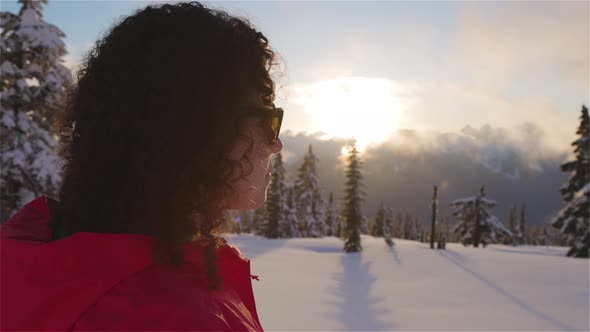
[227,234,589,331]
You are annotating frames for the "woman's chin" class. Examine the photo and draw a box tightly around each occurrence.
[252,195,267,209]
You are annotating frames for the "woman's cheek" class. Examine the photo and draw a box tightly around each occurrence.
[254,140,272,158]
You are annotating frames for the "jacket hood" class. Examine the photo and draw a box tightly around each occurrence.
[0,195,54,242]
[0,196,256,331]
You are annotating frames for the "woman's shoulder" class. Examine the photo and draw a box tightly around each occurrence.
[72,262,260,331]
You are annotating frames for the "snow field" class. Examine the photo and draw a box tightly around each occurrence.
[228,234,590,331]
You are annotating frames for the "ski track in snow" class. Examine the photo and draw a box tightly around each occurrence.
[437,249,575,331]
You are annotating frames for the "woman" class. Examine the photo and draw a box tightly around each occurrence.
[0,2,282,331]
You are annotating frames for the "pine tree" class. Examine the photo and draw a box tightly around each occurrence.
[505,205,519,246]
[393,212,403,238]
[552,105,590,258]
[552,184,589,257]
[0,0,72,221]
[519,204,527,245]
[224,210,240,234]
[437,216,447,249]
[383,206,394,247]
[294,144,324,237]
[342,143,364,253]
[527,227,537,246]
[281,186,299,238]
[238,210,254,233]
[324,192,336,236]
[360,216,369,235]
[430,185,438,249]
[537,226,549,246]
[309,198,325,237]
[336,214,345,239]
[444,216,451,243]
[558,105,590,202]
[450,186,512,247]
[252,206,266,236]
[370,202,386,237]
[403,212,414,240]
[264,153,286,238]
[414,217,423,241]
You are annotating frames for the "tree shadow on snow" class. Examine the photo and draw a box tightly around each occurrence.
[324,253,398,331]
[437,250,577,331]
[388,246,402,266]
[441,248,468,263]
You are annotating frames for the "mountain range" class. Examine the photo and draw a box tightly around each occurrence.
[279,125,571,227]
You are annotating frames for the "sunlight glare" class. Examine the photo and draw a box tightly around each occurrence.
[287,77,406,151]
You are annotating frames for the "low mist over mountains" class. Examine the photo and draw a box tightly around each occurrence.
[279,124,570,227]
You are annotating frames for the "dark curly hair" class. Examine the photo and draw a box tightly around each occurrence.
[50,2,277,289]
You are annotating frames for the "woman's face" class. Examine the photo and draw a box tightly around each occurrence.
[225,104,283,210]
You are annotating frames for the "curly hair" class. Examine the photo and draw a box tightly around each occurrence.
[50,2,277,289]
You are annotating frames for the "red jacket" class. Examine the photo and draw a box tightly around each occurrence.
[0,196,263,331]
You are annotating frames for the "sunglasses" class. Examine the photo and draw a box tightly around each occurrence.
[241,105,283,144]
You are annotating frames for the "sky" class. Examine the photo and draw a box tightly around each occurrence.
[2,0,588,152]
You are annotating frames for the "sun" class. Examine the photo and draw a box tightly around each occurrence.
[287,77,407,151]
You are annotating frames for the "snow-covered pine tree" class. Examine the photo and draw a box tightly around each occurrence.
[252,206,266,236]
[450,186,512,247]
[264,152,286,238]
[545,226,561,246]
[223,210,240,234]
[383,206,394,247]
[393,211,402,238]
[361,216,369,235]
[0,0,72,221]
[309,198,325,237]
[281,186,299,238]
[237,210,253,233]
[430,185,438,249]
[336,214,345,239]
[324,192,336,236]
[558,105,590,202]
[367,217,375,236]
[537,226,549,246]
[294,144,324,237]
[552,105,590,257]
[342,143,364,252]
[404,216,411,240]
[414,217,423,241]
[519,204,527,245]
[443,216,451,243]
[370,201,386,237]
[528,226,543,246]
[504,204,519,246]
[552,183,589,257]
[437,215,447,249]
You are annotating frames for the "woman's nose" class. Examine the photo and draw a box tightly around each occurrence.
[270,137,283,154]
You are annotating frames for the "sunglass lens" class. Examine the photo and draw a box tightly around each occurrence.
[272,117,280,141]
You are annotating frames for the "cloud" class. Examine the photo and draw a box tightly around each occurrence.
[452,2,589,86]
[370,123,567,174]
[399,79,580,151]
